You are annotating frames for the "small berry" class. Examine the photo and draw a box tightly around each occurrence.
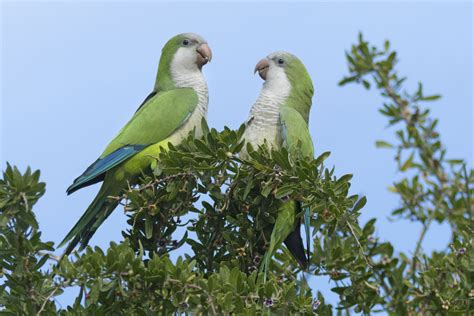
[253,255,261,264]
[330,270,341,279]
[381,255,390,265]
[456,247,466,256]
[312,299,321,310]
[264,298,274,307]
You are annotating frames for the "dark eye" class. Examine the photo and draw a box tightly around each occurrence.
[277,58,285,65]
[182,39,190,46]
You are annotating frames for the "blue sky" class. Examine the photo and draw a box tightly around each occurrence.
[1,0,472,309]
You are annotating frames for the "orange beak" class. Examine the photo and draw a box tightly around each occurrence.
[196,43,212,68]
[254,58,270,80]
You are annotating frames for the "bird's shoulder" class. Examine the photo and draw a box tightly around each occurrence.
[100,88,198,157]
[136,87,198,114]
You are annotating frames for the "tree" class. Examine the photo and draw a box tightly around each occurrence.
[1,34,471,315]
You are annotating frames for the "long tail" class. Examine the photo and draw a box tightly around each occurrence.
[59,180,121,255]
[284,220,308,269]
[303,206,311,265]
[259,200,309,282]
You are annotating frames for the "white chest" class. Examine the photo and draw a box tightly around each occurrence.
[243,99,281,149]
[242,72,291,151]
[167,56,208,143]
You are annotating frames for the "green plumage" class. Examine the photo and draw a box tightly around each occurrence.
[250,52,314,279]
[101,88,197,157]
[260,200,297,282]
[60,33,208,254]
[283,55,314,124]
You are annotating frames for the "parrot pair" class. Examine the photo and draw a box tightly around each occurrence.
[59,33,315,277]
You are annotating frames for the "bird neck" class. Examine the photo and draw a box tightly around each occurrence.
[171,66,208,118]
[154,47,176,92]
[154,52,208,117]
[248,76,291,126]
[284,73,313,123]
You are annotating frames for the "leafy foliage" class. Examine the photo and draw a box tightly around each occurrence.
[0,35,471,314]
[0,165,58,314]
[338,33,472,313]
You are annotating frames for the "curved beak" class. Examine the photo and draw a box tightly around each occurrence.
[196,43,212,68]
[254,58,270,80]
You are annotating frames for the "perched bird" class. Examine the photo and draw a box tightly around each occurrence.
[242,52,314,278]
[59,33,212,255]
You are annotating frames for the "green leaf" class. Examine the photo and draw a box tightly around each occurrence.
[446,159,464,165]
[33,254,49,270]
[274,185,294,199]
[338,75,359,86]
[352,196,367,213]
[362,80,371,89]
[144,214,153,239]
[420,95,441,101]
[314,151,331,166]
[400,153,414,171]
[375,140,393,149]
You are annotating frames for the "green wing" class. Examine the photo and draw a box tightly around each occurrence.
[67,145,147,194]
[67,88,198,194]
[259,200,297,282]
[279,106,314,267]
[102,88,198,156]
[279,106,314,158]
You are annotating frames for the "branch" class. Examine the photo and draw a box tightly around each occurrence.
[411,217,432,281]
[36,286,59,315]
[38,251,61,262]
[167,278,218,314]
[345,219,373,269]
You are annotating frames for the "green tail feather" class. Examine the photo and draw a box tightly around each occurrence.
[59,181,121,255]
[258,201,297,283]
[259,252,271,283]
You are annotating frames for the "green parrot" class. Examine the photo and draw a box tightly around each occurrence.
[59,33,212,255]
[242,51,314,278]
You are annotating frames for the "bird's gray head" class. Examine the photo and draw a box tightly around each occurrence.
[254,51,301,82]
[169,33,212,72]
[254,51,314,121]
[155,33,212,91]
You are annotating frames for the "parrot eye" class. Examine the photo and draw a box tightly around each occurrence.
[182,39,190,46]
[277,58,285,65]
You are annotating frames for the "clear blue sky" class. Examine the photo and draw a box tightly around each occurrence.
[1,0,472,309]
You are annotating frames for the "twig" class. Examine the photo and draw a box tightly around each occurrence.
[411,217,432,281]
[346,219,373,269]
[36,286,59,315]
[121,172,196,199]
[167,278,218,314]
[20,192,30,211]
[38,251,61,262]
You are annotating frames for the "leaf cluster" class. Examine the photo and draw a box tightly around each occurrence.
[0,34,471,315]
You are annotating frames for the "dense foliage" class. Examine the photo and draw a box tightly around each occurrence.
[1,35,471,314]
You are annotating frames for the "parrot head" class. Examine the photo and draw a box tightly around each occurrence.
[254,51,314,122]
[155,33,212,91]
[164,33,212,70]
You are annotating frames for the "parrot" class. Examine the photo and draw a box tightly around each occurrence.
[59,33,212,255]
[241,51,314,280]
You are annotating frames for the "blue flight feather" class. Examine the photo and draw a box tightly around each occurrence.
[67,144,147,194]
